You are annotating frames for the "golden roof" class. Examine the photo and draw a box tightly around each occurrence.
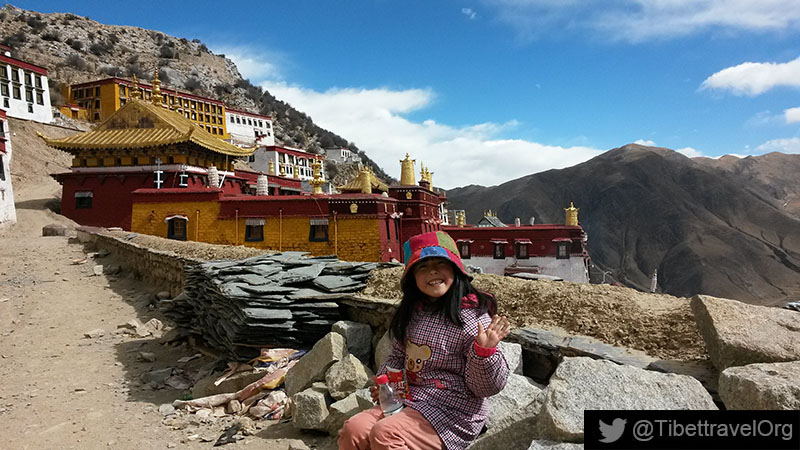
[39,98,253,157]
[338,165,388,193]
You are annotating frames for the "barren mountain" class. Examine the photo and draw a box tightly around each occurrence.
[0,5,393,182]
[446,144,800,306]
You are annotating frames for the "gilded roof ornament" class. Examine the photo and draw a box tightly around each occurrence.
[151,67,164,107]
[400,153,416,186]
[130,74,141,99]
[564,202,579,226]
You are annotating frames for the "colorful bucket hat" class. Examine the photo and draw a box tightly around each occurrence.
[401,231,470,283]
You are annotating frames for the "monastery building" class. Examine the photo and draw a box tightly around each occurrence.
[0,44,53,124]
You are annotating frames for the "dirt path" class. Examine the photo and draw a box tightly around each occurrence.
[0,185,335,449]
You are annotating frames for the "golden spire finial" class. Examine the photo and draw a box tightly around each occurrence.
[564,202,579,226]
[130,75,141,99]
[151,67,163,106]
[310,157,325,195]
[359,165,373,194]
[268,160,275,175]
[400,153,416,186]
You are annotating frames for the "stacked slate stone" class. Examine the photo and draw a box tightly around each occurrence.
[161,251,391,361]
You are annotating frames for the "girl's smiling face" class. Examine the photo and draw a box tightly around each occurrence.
[413,257,455,299]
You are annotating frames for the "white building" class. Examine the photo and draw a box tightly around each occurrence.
[325,147,361,164]
[0,108,16,225]
[225,108,274,147]
[251,145,324,182]
[0,44,53,124]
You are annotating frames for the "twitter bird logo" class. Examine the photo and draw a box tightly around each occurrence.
[598,418,627,443]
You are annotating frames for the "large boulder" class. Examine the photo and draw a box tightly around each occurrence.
[691,295,800,371]
[291,388,330,431]
[536,357,716,442]
[324,392,371,436]
[486,373,543,430]
[498,341,523,375]
[373,330,393,372]
[469,398,542,450]
[286,332,346,396]
[325,354,373,400]
[719,361,800,410]
[42,223,68,236]
[333,321,373,366]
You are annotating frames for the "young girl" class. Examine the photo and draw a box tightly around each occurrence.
[339,231,510,450]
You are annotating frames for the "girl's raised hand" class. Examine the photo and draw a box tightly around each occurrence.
[476,315,511,349]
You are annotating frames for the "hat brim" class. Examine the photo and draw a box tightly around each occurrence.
[400,246,471,285]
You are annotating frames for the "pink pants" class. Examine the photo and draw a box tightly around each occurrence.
[338,406,443,450]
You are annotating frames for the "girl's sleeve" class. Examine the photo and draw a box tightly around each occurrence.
[463,311,509,397]
[377,335,406,375]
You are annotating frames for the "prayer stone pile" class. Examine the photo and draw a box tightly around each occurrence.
[161,251,393,360]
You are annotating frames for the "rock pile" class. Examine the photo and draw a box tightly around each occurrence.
[161,252,391,360]
[691,294,800,411]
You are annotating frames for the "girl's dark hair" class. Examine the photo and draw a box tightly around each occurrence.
[389,263,497,344]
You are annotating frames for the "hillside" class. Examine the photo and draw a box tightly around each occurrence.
[446,144,800,306]
[0,5,393,182]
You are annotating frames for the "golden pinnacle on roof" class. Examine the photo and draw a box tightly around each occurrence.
[130,74,141,99]
[151,67,164,107]
[400,153,416,186]
[309,157,325,195]
[564,202,579,226]
[359,165,373,194]
[456,210,466,227]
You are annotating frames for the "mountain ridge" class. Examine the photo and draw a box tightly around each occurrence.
[446,144,800,306]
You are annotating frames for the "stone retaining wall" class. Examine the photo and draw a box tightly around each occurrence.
[76,226,200,297]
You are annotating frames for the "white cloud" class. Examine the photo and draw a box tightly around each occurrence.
[700,56,800,96]
[786,107,800,124]
[461,8,478,20]
[486,0,800,42]
[209,44,284,81]
[634,139,656,146]
[745,110,786,127]
[755,137,800,154]
[260,81,603,188]
[677,146,703,157]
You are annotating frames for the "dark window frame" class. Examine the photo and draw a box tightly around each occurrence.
[459,242,471,260]
[556,242,570,259]
[167,218,187,241]
[493,243,505,259]
[75,193,92,209]
[516,243,530,259]
[309,224,329,242]
[245,224,264,242]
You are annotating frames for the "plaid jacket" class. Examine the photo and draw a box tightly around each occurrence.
[379,295,509,449]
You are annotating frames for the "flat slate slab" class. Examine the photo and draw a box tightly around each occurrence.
[691,294,800,371]
[509,327,656,382]
[162,253,387,360]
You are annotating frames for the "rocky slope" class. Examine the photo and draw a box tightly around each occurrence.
[446,144,800,306]
[0,5,393,182]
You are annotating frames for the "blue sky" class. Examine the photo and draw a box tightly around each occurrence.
[19,0,800,188]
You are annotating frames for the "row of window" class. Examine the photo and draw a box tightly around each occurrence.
[1,83,45,104]
[229,114,270,129]
[0,65,43,88]
[73,86,101,99]
[456,242,571,260]
[176,109,224,125]
[169,218,328,243]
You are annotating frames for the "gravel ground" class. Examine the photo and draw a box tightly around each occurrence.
[363,267,706,361]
